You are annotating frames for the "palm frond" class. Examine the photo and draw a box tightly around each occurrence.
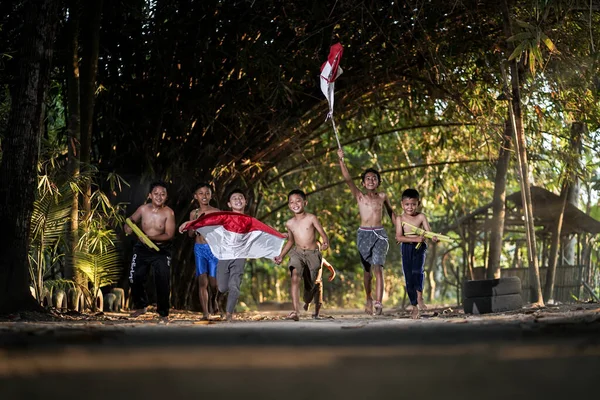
[74,246,123,289]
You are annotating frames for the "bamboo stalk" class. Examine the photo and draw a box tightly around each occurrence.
[401,221,454,243]
[126,218,160,251]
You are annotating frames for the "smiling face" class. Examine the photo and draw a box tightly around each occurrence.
[149,186,167,207]
[194,186,212,207]
[288,193,307,215]
[401,197,420,216]
[362,172,380,191]
[228,193,247,213]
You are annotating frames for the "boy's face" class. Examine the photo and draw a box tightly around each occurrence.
[228,193,246,213]
[362,172,380,190]
[149,186,167,207]
[288,194,307,214]
[194,186,212,206]
[401,197,419,216]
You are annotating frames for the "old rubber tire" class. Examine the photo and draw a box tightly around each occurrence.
[463,293,523,314]
[463,276,521,298]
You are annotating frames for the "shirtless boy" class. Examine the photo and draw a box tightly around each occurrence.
[274,189,330,321]
[216,189,248,322]
[125,181,176,318]
[395,188,438,319]
[178,183,220,320]
[337,148,395,315]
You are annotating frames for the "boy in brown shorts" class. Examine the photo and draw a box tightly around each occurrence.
[274,189,330,320]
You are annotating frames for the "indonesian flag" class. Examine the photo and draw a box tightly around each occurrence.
[182,211,285,260]
[320,43,344,117]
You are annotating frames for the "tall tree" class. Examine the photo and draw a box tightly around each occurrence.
[486,120,511,279]
[0,0,62,313]
[501,0,544,305]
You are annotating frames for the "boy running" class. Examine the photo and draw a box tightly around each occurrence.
[216,189,248,322]
[337,148,395,315]
[274,189,330,321]
[125,181,176,319]
[395,189,438,319]
[178,183,220,320]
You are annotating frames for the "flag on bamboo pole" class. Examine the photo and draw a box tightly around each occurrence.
[320,43,344,118]
[181,211,286,260]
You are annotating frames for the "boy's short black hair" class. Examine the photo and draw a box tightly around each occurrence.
[361,168,381,185]
[402,188,420,200]
[227,188,246,202]
[149,181,168,193]
[194,182,213,193]
[288,189,306,200]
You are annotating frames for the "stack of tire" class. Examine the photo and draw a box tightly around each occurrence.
[463,276,523,314]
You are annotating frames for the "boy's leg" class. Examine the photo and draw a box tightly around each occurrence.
[129,245,150,316]
[287,267,301,321]
[363,269,373,314]
[372,265,384,315]
[216,260,230,317]
[226,258,245,321]
[198,273,210,319]
[152,253,171,317]
[416,270,427,310]
[208,253,220,314]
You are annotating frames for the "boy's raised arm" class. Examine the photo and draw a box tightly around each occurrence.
[337,148,361,200]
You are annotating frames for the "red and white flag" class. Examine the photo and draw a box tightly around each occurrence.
[320,43,344,118]
[182,211,285,260]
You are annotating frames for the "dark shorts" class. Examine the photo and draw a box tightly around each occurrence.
[194,243,219,277]
[357,227,388,272]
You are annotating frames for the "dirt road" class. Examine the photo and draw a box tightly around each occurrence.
[1,305,599,399]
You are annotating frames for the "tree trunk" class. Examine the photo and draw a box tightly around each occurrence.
[501,0,543,305]
[65,0,83,290]
[0,0,61,313]
[564,123,584,265]
[79,0,103,222]
[486,120,511,279]
[544,122,584,302]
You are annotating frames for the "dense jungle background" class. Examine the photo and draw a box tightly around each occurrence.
[1,0,600,313]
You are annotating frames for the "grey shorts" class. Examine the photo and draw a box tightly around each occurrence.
[357,227,389,272]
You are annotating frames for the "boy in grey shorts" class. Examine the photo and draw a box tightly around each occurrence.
[216,189,248,322]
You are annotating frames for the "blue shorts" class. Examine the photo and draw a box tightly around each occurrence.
[194,243,219,277]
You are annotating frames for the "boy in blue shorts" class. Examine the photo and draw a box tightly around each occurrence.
[179,183,220,320]
[395,188,438,319]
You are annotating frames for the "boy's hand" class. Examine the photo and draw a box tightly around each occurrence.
[321,242,329,251]
[337,148,345,160]
[178,221,189,234]
[124,224,133,235]
[417,236,426,243]
[274,255,282,265]
[432,235,439,243]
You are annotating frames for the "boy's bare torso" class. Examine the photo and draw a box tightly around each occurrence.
[357,191,386,227]
[140,204,173,242]
[192,206,219,244]
[287,213,319,250]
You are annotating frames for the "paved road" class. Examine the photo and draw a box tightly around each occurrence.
[1,308,599,400]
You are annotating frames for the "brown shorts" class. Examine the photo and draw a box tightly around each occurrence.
[288,248,323,305]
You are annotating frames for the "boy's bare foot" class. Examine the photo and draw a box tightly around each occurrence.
[303,302,310,312]
[158,315,169,324]
[200,313,209,321]
[225,313,233,322]
[130,307,147,318]
[411,306,420,319]
[417,298,428,310]
[286,311,299,321]
[374,301,383,315]
[364,299,373,315]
